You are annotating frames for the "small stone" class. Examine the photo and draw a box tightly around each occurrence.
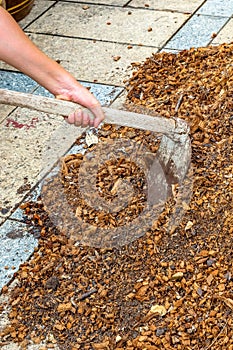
[116,335,122,342]
[218,283,225,291]
[171,272,184,280]
[206,258,215,267]
[156,327,166,336]
[82,5,89,10]
[147,27,152,32]
[224,271,231,281]
[185,221,193,230]
[150,304,167,316]
[45,276,60,291]
[1,207,9,215]
[113,56,121,62]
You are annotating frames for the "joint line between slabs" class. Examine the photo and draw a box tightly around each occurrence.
[160,0,214,50]
[22,2,59,31]
[25,31,160,49]
[208,16,233,46]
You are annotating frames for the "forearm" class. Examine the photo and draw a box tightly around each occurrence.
[0,7,76,97]
[0,7,105,126]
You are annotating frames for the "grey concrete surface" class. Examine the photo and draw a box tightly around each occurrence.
[165,14,228,50]
[196,0,233,17]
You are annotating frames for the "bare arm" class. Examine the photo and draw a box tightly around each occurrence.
[0,7,104,127]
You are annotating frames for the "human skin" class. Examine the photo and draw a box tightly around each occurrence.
[0,7,105,127]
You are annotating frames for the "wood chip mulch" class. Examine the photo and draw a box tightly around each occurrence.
[1,42,233,350]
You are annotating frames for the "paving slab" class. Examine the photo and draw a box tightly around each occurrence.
[0,71,38,92]
[212,18,233,44]
[0,71,39,126]
[196,0,233,17]
[129,0,205,13]
[165,14,228,50]
[0,71,38,126]
[15,34,157,85]
[26,3,189,48]
[0,220,38,290]
[19,0,56,29]
[0,108,64,219]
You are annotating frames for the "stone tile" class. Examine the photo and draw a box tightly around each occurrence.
[0,220,38,290]
[19,0,56,29]
[129,0,205,13]
[22,33,158,85]
[197,0,233,17]
[165,14,228,50]
[212,18,233,44]
[0,71,38,92]
[33,86,53,97]
[0,108,72,217]
[26,3,189,47]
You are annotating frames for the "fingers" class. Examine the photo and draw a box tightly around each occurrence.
[66,109,95,128]
[57,89,105,128]
[66,102,105,128]
[89,103,105,128]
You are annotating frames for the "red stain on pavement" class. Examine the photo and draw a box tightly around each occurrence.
[5,117,39,129]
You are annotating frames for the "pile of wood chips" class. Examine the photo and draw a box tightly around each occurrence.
[1,42,233,350]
